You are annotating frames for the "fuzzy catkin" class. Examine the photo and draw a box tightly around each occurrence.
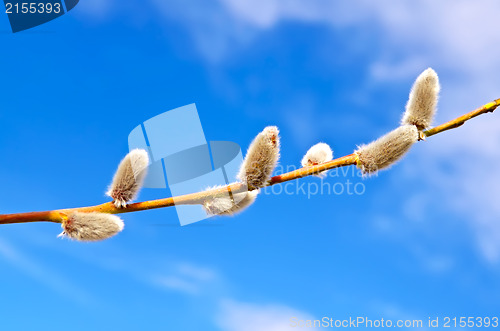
[401,68,440,130]
[107,149,149,208]
[301,143,333,166]
[59,212,124,242]
[355,125,418,175]
[238,126,280,189]
[203,190,258,216]
[301,142,333,177]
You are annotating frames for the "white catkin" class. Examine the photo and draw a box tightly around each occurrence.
[301,142,333,178]
[203,190,259,216]
[355,125,418,175]
[401,68,440,130]
[58,212,124,242]
[107,149,149,208]
[237,126,280,189]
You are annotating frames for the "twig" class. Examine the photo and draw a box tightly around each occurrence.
[1,98,499,225]
[423,98,500,137]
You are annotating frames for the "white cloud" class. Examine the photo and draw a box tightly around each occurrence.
[153,275,200,294]
[0,238,94,305]
[177,262,218,282]
[216,0,500,75]
[216,299,318,331]
[82,251,318,329]
[74,0,116,20]
[218,0,334,29]
[413,131,500,263]
[150,0,258,63]
[93,252,318,329]
[373,302,430,331]
[370,58,428,83]
[150,261,219,295]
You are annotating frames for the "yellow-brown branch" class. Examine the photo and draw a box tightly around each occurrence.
[1,98,499,225]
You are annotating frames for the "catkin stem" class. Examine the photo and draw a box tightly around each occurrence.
[0,98,499,225]
[423,98,500,137]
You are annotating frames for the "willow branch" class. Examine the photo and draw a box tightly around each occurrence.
[1,98,498,225]
[423,98,500,137]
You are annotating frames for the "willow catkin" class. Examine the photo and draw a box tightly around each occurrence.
[203,190,259,216]
[238,126,280,189]
[107,149,149,208]
[355,125,418,175]
[301,142,333,177]
[401,68,440,130]
[58,212,124,242]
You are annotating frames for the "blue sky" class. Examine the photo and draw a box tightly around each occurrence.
[1,1,500,330]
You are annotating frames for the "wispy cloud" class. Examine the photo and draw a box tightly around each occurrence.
[177,262,218,281]
[372,302,430,331]
[74,0,117,20]
[64,246,223,296]
[0,238,94,305]
[152,275,201,295]
[216,299,318,331]
[88,251,317,329]
[151,261,219,295]
[370,58,428,83]
[150,0,258,63]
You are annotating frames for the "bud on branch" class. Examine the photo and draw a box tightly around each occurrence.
[0,69,499,242]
